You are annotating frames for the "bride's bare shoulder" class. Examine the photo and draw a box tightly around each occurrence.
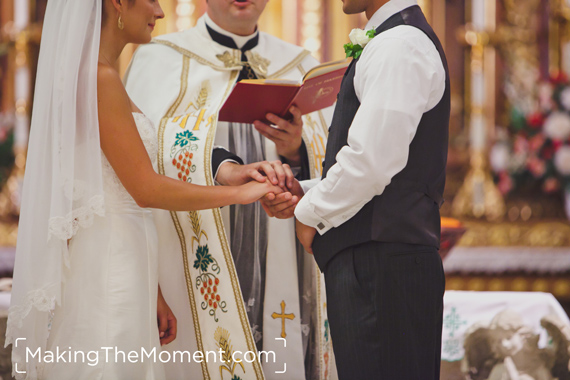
[97,63,129,106]
[97,64,122,88]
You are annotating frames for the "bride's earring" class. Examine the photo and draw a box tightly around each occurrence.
[118,14,124,30]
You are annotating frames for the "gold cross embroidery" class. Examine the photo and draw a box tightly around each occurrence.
[271,300,295,339]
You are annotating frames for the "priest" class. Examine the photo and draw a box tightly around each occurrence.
[124,0,334,379]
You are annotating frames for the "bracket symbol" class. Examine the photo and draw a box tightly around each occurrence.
[275,363,287,374]
[14,339,27,374]
[275,337,286,348]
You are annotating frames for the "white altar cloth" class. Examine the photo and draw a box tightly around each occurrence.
[442,290,570,362]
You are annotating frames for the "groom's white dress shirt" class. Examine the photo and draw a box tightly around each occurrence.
[295,0,446,234]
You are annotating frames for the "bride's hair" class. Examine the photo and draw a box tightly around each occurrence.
[102,0,135,26]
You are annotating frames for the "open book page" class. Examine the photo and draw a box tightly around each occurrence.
[303,58,351,81]
[218,59,350,123]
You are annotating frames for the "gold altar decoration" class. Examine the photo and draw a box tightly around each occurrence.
[458,220,570,247]
[446,275,570,300]
[497,0,541,114]
[452,0,506,221]
[549,0,570,75]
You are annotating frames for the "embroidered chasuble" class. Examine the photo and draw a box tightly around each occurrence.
[125,15,336,380]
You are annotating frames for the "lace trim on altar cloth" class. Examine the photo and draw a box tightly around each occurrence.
[47,194,105,241]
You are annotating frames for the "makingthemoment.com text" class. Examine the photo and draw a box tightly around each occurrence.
[25,346,277,367]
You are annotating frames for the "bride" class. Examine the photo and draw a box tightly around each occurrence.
[6,0,288,379]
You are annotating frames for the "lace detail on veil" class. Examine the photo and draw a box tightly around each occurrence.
[47,194,105,241]
[6,286,56,343]
[6,284,57,379]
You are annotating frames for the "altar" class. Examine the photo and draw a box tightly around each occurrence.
[441,290,570,379]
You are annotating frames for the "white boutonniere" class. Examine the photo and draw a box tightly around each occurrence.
[344,28,377,59]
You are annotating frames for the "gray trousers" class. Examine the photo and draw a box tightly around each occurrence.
[324,241,445,380]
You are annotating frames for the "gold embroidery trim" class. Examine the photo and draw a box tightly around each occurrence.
[153,39,239,71]
[245,51,271,79]
[318,110,329,137]
[157,56,211,380]
[216,50,243,68]
[206,70,265,380]
[269,50,312,79]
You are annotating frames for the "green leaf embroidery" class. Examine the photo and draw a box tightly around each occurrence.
[175,130,199,148]
[193,245,213,272]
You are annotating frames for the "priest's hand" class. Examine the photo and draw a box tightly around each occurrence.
[261,178,304,219]
[296,219,316,254]
[157,285,177,346]
[216,160,295,190]
[253,106,303,166]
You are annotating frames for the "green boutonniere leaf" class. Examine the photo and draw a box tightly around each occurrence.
[343,42,363,59]
[366,29,376,39]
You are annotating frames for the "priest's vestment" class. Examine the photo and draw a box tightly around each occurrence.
[125,15,335,380]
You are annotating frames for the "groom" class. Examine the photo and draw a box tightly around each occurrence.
[266,0,449,378]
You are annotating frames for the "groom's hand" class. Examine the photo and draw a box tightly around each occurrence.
[216,160,294,189]
[296,219,316,254]
[253,106,303,166]
[260,178,303,219]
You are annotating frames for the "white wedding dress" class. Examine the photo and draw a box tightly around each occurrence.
[43,113,165,380]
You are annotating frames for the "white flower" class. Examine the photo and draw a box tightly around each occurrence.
[349,28,372,47]
[543,112,570,140]
[554,146,570,175]
[489,143,511,172]
[560,87,570,111]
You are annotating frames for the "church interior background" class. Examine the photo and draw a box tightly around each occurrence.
[2,0,570,378]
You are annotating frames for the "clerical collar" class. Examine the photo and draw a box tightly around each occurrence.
[203,13,259,50]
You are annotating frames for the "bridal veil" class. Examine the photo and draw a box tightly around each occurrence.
[6,0,105,378]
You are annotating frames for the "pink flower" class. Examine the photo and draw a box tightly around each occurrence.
[527,155,546,178]
[528,134,545,153]
[542,177,561,193]
[513,136,529,154]
[498,172,513,195]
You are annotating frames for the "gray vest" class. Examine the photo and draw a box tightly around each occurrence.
[312,5,450,270]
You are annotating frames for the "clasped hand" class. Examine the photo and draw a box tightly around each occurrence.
[259,178,317,254]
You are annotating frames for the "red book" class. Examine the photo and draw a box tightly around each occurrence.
[218,59,351,124]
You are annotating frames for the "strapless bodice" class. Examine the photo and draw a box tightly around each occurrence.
[101,113,158,208]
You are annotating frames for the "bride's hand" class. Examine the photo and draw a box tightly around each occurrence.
[157,286,177,346]
[216,160,295,190]
[238,180,284,205]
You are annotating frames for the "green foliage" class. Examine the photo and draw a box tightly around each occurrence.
[193,245,213,272]
[343,42,363,59]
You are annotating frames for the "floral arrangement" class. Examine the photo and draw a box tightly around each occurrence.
[490,72,570,195]
[344,28,376,59]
